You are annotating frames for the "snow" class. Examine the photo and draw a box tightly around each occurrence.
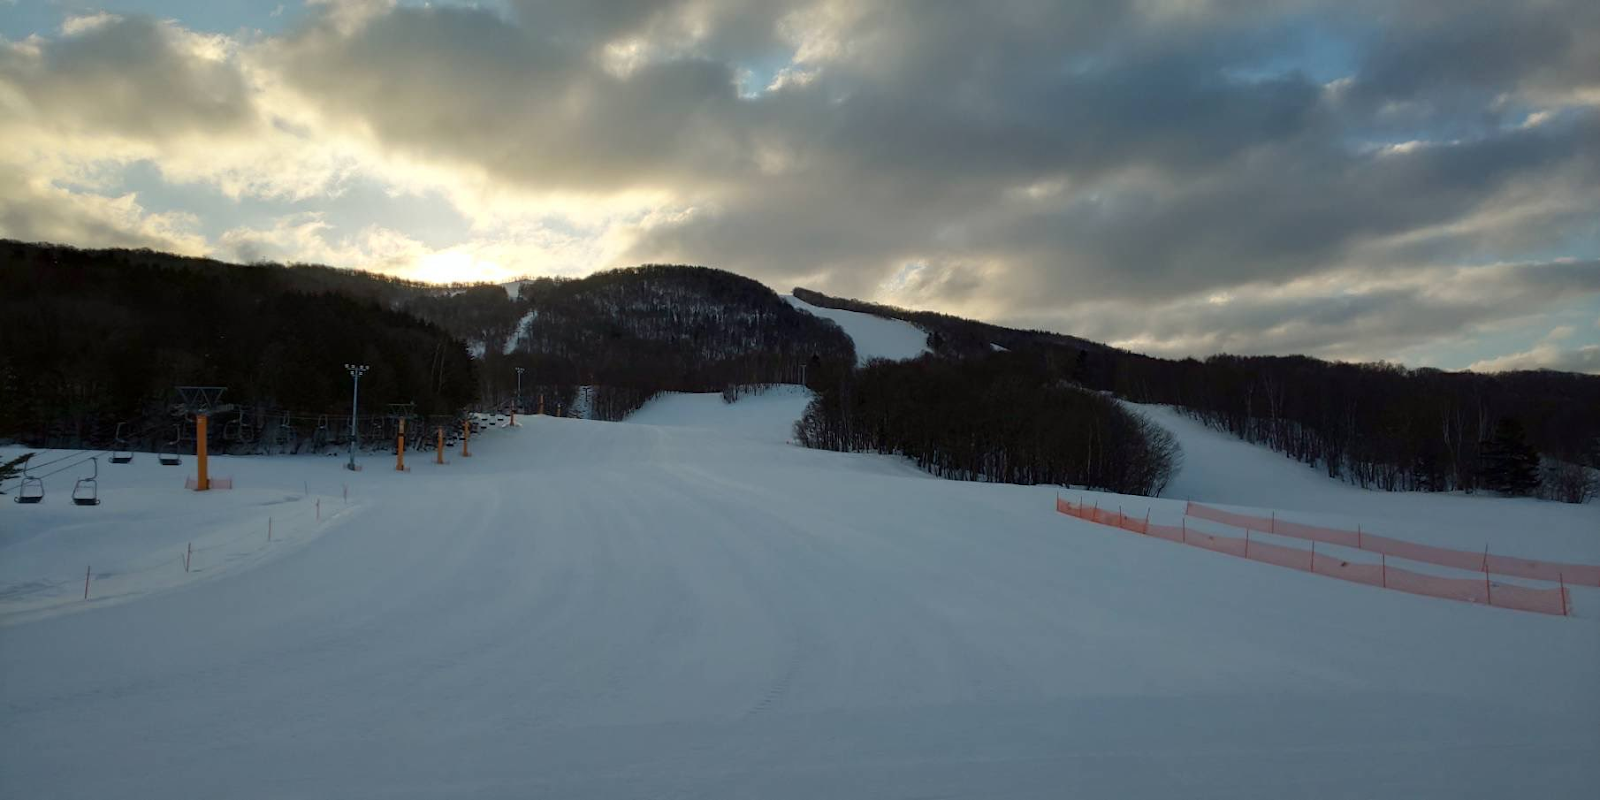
[783,295,929,364]
[2,398,1597,798]
[503,280,525,300]
[503,309,537,355]
[626,385,815,444]
[465,339,486,359]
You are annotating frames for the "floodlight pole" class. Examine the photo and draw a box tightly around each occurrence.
[514,367,525,425]
[345,364,369,471]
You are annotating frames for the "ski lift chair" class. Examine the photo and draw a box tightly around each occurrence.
[110,422,135,464]
[159,426,182,466]
[72,457,101,506]
[12,461,43,504]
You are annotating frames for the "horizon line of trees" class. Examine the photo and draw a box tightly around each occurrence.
[796,352,1182,497]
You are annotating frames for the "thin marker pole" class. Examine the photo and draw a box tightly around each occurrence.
[84,565,91,600]
[1559,572,1568,617]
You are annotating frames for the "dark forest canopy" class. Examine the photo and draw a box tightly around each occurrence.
[798,352,1181,496]
[0,241,478,449]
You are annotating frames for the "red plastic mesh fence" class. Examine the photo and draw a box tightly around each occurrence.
[1056,498,1571,616]
[1186,502,1600,587]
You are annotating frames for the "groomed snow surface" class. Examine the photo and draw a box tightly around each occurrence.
[784,295,930,364]
[2,390,1598,799]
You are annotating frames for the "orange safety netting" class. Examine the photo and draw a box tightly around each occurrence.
[1056,497,1571,616]
[1186,502,1600,587]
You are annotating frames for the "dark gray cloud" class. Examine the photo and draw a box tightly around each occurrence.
[4,0,1598,369]
[0,14,256,140]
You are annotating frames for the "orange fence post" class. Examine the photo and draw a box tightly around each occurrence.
[462,419,472,457]
[436,426,444,464]
[396,418,406,472]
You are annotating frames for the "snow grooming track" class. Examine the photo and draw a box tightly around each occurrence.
[2,402,1598,799]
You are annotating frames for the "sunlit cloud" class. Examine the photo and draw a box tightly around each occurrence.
[1,0,1597,370]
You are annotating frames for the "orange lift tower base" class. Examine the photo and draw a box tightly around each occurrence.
[176,386,227,492]
[462,419,472,457]
[195,413,210,490]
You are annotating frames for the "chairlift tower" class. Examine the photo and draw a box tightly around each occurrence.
[175,386,229,491]
[345,364,370,471]
[514,367,525,423]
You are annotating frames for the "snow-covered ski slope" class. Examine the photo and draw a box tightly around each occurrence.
[2,398,1598,799]
[1134,403,1600,561]
[784,294,929,364]
[626,385,815,443]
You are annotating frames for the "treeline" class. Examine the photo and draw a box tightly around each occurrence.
[0,241,477,448]
[1107,355,1600,501]
[477,265,857,420]
[796,352,1181,496]
[796,287,1600,502]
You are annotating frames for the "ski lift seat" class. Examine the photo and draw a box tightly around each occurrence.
[71,457,101,506]
[13,477,43,504]
[72,481,100,506]
[110,452,134,464]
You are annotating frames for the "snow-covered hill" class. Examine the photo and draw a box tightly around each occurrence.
[2,401,1596,799]
[784,294,930,364]
[1133,402,1600,561]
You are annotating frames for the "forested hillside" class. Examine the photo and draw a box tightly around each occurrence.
[796,288,1600,502]
[0,241,478,450]
[797,351,1180,496]
[478,266,857,420]
[0,242,856,446]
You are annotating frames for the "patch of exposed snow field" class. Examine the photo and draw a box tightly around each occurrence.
[1,392,1596,799]
[783,295,930,364]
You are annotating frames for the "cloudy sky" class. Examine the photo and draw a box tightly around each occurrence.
[2,0,1598,371]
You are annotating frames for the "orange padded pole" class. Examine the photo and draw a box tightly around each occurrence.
[196,414,210,491]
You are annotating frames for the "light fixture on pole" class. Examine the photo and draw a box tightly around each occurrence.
[344,363,369,471]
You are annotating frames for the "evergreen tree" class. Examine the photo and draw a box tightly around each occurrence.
[1478,417,1539,496]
